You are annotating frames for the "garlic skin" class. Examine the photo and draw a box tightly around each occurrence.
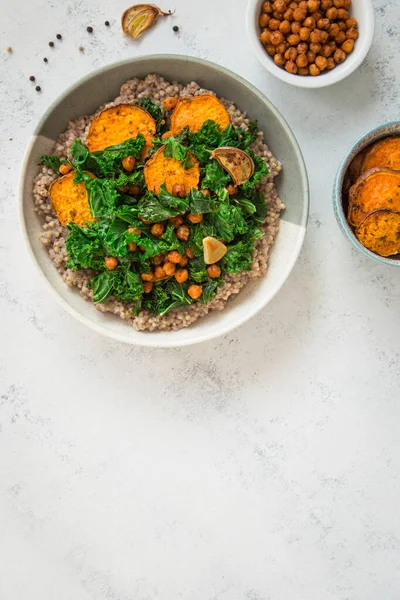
[122,4,172,40]
[210,147,255,186]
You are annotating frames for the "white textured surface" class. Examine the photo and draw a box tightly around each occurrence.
[1,0,400,598]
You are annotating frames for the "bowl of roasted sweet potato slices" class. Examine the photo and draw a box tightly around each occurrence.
[334,122,400,265]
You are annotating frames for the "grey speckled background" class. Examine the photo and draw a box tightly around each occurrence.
[1,1,400,598]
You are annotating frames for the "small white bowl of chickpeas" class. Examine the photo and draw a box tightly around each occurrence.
[247,0,374,88]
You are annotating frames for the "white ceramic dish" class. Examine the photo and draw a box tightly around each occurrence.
[19,55,309,347]
[247,0,375,89]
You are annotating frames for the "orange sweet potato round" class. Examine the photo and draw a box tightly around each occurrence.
[169,95,231,135]
[361,137,400,173]
[356,209,400,257]
[348,168,400,227]
[87,104,156,156]
[49,171,95,227]
[144,147,200,195]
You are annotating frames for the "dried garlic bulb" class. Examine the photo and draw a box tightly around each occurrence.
[122,4,172,40]
[210,147,254,186]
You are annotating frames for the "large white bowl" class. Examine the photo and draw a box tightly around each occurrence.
[247,0,375,89]
[20,55,309,347]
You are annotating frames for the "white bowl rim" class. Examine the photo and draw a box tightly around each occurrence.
[246,0,375,89]
[19,54,309,347]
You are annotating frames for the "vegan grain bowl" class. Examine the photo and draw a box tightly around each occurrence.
[32,74,286,332]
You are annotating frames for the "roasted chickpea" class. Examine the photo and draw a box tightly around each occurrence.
[188,213,203,223]
[259,13,271,27]
[179,255,189,267]
[143,281,153,293]
[287,33,300,45]
[341,38,354,53]
[310,42,322,53]
[285,60,298,74]
[299,0,308,8]
[291,22,301,34]
[296,53,308,67]
[185,247,194,259]
[315,55,328,70]
[162,97,177,112]
[326,7,338,19]
[269,18,281,30]
[333,0,345,6]
[307,0,320,11]
[346,27,359,40]
[188,285,203,300]
[265,44,277,56]
[321,0,332,8]
[274,53,286,66]
[293,7,307,20]
[279,19,291,34]
[298,66,310,75]
[207,264,221,279]
[127,185,141,196]
[59,163,73,175]
[121,155,136,172]
[227,184,238,196]
[321,31,329,42]
[151,223,165,238]
[306,50,316,63]
[326,57,336,69]
[276,42,288,54]
[337,8,348,19]
[337,20,346,31]
[105,257,118,270]
[346,17,358,29]
[335,31,346,44]
[273,0,287,13]
[175,269,189,283]
[163,261,176,276]
[288,1,297,8]
[297,42,308,53]
[262,1,273,13]
[200,189,210,196]
[283,8,294,20]
[299,27,311,41]
[154,266,166,279]
[334,48,347,63]
[169,215,184,228]
[260,30,271,45]
[167,251,182,264]
[285,47,298,61]
[172,183,186,198]
[317,18,330,30]
[176,225,190,241]
[304,16,316,28]
[310,29,323,43]
[270,30,284,44]
[127,242,137,252]
[343,0,351,7]
[320,43,333,57]
[141,272,153,281]
[309,63,321,76]
[329,22,340,37]
[272,9,284,19]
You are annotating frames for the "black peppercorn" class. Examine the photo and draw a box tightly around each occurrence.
[56,33,62,39]
[49,41,54,47]
[105,20,110,26]
[173,25,179,32]
[87,26,93,33]
[35,86,41,92]
[29,75,35,81]
[43,57,48,62]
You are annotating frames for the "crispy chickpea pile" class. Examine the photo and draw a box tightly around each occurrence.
[259,0,359,76]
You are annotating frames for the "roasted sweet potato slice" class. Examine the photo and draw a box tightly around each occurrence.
[348,168,400,227]
[169,95,231,135]
[362,137,400,173]
[356,209,400,257]
[50,171,95,227]
[87,104,156,155]
[144,147,200,195]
